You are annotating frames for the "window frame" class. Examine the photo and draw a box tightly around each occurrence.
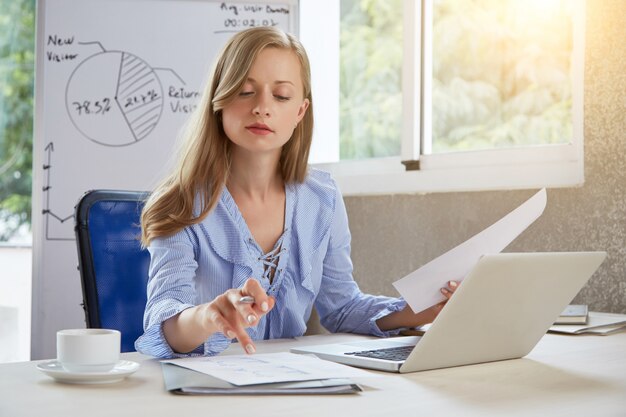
[305,0,586,196]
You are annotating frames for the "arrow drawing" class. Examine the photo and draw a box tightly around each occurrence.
[42,141,75,241]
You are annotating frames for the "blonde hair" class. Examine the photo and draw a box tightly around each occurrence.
[141,26,313,247]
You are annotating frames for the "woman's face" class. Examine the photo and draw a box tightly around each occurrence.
[221,47,309,157]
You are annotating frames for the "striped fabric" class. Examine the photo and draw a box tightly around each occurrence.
[135,169,406,358]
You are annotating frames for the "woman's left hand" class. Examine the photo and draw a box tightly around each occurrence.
[376,280,459,331]
[414,280,459,325]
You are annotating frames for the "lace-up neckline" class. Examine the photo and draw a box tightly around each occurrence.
[221,184,294,288]
[259,234,285,283]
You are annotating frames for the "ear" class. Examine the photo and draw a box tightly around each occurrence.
[295,98,310,123]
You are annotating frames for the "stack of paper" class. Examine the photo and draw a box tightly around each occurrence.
[161,352,373,395]
[549,311,626,335]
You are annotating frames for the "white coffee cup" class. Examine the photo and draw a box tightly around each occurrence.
[56,329,121,373]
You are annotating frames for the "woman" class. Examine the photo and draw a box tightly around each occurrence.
[136,26,456,358]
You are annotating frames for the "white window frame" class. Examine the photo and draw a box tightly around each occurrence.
[302,0,586,196]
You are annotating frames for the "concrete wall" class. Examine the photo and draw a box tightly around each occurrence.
[344,0,626,314]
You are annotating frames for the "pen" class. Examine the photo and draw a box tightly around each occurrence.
[238,296,255,304]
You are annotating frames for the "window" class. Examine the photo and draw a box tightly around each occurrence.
[425,0,575,154]
[339,0,403,160]
[0,0,34,363]
[0,0,34,243]
[301,0,584,195]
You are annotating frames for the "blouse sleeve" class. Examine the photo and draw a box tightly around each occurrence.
[134,227,230,358]
[314,184,407,337]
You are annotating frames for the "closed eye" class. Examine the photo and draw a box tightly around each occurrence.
[239,91,254,97]
[274,95,291,101]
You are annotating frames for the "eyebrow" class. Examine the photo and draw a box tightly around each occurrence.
[246,77,295,86]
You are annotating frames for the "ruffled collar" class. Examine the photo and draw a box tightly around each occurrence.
[198,183,295,266]
[196,170,338,298]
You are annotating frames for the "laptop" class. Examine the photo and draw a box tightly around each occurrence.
[291,252,606,373]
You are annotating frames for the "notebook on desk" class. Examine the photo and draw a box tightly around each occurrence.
[292,251,606,373]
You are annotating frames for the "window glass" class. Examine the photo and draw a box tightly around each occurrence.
[339,0,403,160]
[430,0,574,153]
[0,0,34,243]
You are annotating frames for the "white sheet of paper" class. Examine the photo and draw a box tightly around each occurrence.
[162,352,373,386]
[393,188,547,314]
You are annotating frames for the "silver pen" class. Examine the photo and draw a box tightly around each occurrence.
[238,296,259,325]
[238,296,255,304]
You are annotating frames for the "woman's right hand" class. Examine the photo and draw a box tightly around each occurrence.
[199,278,275,354]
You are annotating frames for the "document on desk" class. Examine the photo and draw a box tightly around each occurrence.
[549,311,626,335]
[161,361,362,395]
[394,188,547,314]
[162,352,372,386]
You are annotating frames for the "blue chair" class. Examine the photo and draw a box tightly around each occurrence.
[74,190,150,352]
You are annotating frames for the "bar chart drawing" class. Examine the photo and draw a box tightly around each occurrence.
[65,47,164,147]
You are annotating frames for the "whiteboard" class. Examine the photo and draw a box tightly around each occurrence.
[32,0,298,359]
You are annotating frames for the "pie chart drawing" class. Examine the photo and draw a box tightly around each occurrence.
[65,50,164,147]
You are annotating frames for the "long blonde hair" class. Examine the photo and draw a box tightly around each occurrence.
[141,27,313,247]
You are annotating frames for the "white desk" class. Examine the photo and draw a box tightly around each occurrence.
[2,332,625,417]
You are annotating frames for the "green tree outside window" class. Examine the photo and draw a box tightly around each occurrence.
[340,0,403,160]
[0,0,35,242]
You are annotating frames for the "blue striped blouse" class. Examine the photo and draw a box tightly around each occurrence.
[135,169,406,358]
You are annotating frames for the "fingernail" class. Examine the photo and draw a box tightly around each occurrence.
[449,281,457,288]
[261,301,269,312]
[246,344,256,354]
[226,330,235,339]
[247,314,256,324]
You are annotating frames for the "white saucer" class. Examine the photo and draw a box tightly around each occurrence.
[37,360,140,384]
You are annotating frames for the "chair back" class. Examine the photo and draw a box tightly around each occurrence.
[74,190,150,352]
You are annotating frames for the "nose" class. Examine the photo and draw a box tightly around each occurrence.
[252,90,271,117]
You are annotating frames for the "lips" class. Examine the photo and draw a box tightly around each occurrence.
[245,122,274,135]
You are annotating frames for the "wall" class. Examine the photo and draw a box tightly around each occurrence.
[0,246,32,362]
[344,0,626,314]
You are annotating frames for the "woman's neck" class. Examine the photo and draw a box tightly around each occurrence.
[227,149,283,201]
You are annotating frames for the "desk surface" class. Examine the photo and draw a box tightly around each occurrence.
[2,332,625,417]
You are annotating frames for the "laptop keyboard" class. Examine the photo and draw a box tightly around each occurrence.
[344,345,414,362]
